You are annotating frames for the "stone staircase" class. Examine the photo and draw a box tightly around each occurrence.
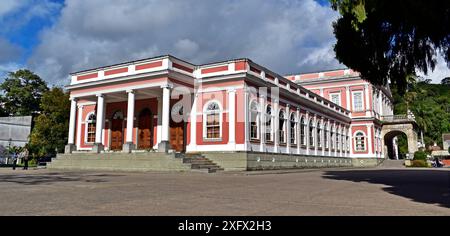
[181,153,224,173]
[47,152,224,173]
[377,159,406,169]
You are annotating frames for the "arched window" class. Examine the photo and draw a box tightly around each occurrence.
[324,122,329,149]
[355,131,366,151]
[290,114,296,145]
[204,101,221,139]
[279,110,286,143]
[309,118,315,147]
[265,105,272,142]
[86,113,96,143]
[250,101,259,140]
[317,120,322,148]
[300,116,306,145]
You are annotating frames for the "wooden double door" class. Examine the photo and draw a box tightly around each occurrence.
[170,120,185,152]
[111,113,124,151]
[138,109,153,149]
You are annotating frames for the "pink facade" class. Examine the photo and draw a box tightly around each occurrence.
[66,55,393,159]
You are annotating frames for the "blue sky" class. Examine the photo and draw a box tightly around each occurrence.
[0,0,447,85]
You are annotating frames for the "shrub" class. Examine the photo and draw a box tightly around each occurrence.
[413,151,427,160]
[410,160,429,167]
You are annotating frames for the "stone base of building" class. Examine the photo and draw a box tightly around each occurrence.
[48,151,385,172]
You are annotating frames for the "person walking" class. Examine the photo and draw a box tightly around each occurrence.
[23,149,29,170]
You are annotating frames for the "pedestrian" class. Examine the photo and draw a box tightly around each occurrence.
[434,157,441,168]
[23,149,29,170]
[12,152,17,170]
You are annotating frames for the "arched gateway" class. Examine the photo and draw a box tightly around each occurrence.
[381,115,420,159]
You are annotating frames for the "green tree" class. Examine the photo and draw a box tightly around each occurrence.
[0,69,49,116]
[331,0,450,94]
[29,87,70,157]
[441,77,450,85]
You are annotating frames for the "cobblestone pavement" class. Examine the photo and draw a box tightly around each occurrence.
[0,167,448,215]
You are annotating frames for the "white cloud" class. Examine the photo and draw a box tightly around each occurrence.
[28,0,342,84]
[417,55,450,84]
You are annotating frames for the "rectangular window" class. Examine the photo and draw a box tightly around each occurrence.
[87,123,96,143]
[265,116,272,142]
[206,113,220,138]
[353,91,364,111]
[330,93,341,106]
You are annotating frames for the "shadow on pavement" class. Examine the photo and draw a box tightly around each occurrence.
[0,172,124,185]
[323,169,450,208]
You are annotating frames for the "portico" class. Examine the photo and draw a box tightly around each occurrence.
[66,83,183,153]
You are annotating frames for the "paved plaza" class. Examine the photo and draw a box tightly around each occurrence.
[0,167,448,215]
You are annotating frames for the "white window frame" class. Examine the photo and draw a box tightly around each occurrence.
[300,116,306,146]
[203,100,223,140]
[352,91,364,112]
[317,121,322,148]
[309,118,315,147]
[289,113,297,145]
[354,131,367,152]
[329,92,341,106]
[265,105,273,142]
[249,100,260,140]
[85,112,96,144]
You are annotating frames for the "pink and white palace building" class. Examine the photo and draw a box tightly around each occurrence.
[63,55,402,170]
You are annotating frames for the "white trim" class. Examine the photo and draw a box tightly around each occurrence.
[84,111,96,144]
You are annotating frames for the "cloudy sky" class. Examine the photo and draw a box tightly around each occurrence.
[0,0,448,86]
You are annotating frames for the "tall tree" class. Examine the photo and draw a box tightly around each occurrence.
[331,0,450,94]
[29,87,70,157]
[0,69,49,116]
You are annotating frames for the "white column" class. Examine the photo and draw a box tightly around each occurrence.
[367,124,373,155]
[76,105,82,149]
[306,112,310,155]
[228,89,236,145]
[259,95,265,152]
[95,94,105,144]
[273,99,279,153]
[328,121,332,157]
[321,118,325,156]
[68,98,77,145]
[189,93,198,150]
[156,97,162,145]
[161,84,172,142]
[243,88,249,150]
[296,108,300,154]
[286,104,290,154]
[314,115,318,156]
[365,84,370,116]
[378,91,382,117]
[126,90,135,143]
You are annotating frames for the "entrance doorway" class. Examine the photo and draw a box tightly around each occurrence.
[170,105,185,152]
[138,108,153,149]
[111,111,124,150]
